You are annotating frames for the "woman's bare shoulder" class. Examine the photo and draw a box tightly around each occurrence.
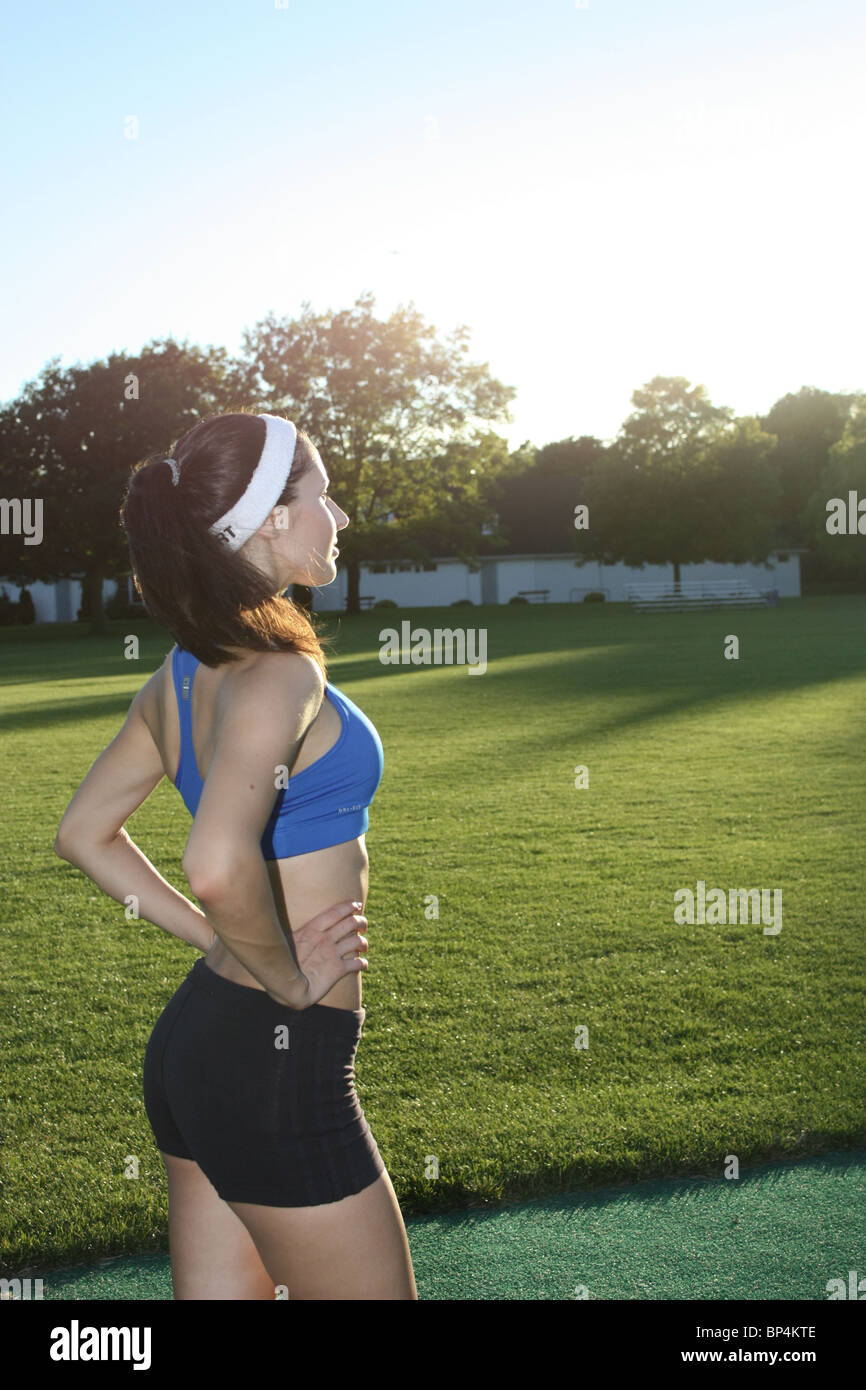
[217,648,326,719]
[230,646,324,684]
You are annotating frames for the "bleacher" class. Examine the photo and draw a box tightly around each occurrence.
[626,580,776,612]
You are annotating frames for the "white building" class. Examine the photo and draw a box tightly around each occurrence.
[311,550,801,610]
[0,575,106,623]
[1,550,800,622]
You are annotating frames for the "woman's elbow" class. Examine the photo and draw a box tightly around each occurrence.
[184,867,228,903]
[54,833,73,862]
[183,842,256,902]
[54,823,84,862]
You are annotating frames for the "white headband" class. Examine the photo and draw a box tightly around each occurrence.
[209,414,298,551]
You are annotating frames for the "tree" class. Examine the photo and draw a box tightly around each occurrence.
[488,436,607,554]
[760,386,858,548]
[617,375,734,460]
[241,291,517,611]
[577,377,780,585]
[802,394,866,584]
[0,339,250,635]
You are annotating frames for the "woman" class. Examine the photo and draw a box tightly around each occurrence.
[54,410,418,1300]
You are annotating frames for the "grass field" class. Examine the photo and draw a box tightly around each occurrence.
[1,597,864,1273]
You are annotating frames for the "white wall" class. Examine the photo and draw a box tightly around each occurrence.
[312,552,800,609]
[2,553,800,621]
[562,560,672,603]
[313,560,484,610]
[0,576,114,622]
[680,555,799,597]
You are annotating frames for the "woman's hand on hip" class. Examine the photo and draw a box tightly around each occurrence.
[269,899,368,1009]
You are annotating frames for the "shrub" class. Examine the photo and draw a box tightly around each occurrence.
[17,588,36,624]
[0,586,37,625]
[105,583,146,619]
[0,587,16,626]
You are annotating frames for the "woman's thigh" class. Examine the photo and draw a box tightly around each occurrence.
[228,1167,418,1300]
[163,1152,277,1300]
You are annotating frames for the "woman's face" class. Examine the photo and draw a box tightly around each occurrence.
[251,447,348,592]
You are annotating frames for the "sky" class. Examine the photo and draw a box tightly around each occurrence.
[2,0,864,452]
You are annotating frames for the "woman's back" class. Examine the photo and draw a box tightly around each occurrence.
[140,643,381,1011]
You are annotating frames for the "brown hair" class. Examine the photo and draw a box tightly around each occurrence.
[119,410,334,670]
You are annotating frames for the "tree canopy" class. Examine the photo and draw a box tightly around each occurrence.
[0,295,517,625]
[1,317,863,626]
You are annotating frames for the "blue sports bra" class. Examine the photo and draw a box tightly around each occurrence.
[171,645,384,860]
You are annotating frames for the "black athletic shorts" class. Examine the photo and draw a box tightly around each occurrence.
[142,957,386,1207]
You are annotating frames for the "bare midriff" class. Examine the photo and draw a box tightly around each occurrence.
[204,839,369,1011]
[147,645,369,1012]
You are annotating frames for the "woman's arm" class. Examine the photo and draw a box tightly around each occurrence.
[179,652,328,1003]
[54,674,213,951]
[56,829,215,952]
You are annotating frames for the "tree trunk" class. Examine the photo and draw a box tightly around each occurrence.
[672,559,681,591]
[86,566,107,635]
[345,558,361,614]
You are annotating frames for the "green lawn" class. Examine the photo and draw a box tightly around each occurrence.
[1,597,864,1272]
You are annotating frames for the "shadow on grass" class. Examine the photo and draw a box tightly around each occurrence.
[2,603,864,766]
